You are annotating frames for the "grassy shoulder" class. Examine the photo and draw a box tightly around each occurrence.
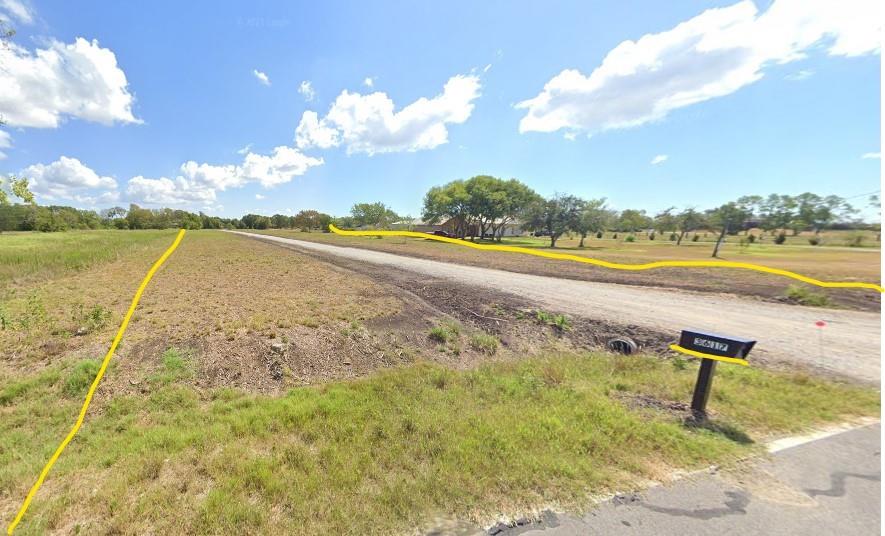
[1,351,877,535]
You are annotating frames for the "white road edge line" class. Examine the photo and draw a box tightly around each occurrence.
[767,417,880,453]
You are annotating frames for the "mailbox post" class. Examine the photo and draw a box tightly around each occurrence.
[675,330,756,417]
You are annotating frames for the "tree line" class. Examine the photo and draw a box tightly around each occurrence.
[1,174,876,257]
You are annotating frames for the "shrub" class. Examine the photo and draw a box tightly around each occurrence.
[612,233,617,239]
[625,235,636,242]
[596,231,603,239]
[428,326,450,343]
[669,233,678,241]
[648,232,655,241]
[469,333,499,355]
[774,232,787,245]
[428,320,460,344]
[552,314,572,331]
[747,234,756,243]
[785,285,830,307]
[808,236,821,246]
[691,234,700,242]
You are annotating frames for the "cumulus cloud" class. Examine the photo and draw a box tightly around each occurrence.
[20,145,322,208]
[126,176,215,205]
[21,156,120,204]
[0,0,34,24]
[651,154,668,165]
[253,69,270,85]
[363,77,374,88]
[298,80,315,101]
[861,152,881,159]
[517,0,882,136]
[295,74,481,155]
[0,130,11,160]
[0,38,140,128]
[255,193,265,200]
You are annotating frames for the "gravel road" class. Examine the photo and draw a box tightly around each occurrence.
[234,232,881,384]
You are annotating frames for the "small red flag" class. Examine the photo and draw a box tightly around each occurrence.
[815,320,826,328]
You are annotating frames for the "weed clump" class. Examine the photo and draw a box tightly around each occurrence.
[784,285,830,307]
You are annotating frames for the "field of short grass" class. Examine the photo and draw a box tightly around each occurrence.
[0,230,879,534]
[255,230,881,311]
[1,351,877,535]
[0,230,176,288]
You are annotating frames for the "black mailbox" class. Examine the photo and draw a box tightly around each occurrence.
[679,329,756,360]
[677,329,757,418]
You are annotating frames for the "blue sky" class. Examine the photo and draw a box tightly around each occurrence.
[0,0,881,219]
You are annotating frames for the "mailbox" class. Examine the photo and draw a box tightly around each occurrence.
[676,329,757,418]
[679,329,756,361]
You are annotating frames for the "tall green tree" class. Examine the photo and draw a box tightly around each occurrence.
[574,198,613,247]
[707,202,751,257]
[675,208,704,245]
[350,202,398,229]
[422,180,471,238]
[523,194,583,248]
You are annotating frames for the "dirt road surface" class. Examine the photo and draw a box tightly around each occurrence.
[234,232,881,384]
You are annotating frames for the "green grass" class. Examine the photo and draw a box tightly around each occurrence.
[469,332,499,355]
[0,230,177,286]
[784,284,831,307]
[1,351,877,535]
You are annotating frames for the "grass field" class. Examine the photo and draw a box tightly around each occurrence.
[254,230,881,311]
[0,230,177,288]
[0,230,880,534]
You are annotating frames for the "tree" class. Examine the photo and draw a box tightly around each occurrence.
[707,202,750,257]
[653,207,679,238]
[793,192,855,234]
[523,194,583,247]
[675,208,704,245]
[491,179,541,242]
[350,202,398,229]
[574,198,613,247]
[758,194,796,234]
[616,209,651,235]
[422,180,471,238]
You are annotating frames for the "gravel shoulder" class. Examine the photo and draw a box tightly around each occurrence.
[234,231,882,384]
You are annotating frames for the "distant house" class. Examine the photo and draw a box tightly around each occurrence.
[439,217,524,238]
[390,218,441,233]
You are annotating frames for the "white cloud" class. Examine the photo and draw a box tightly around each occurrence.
[563,131,577,141]
[0,130,11,159]
[236,143,253,155]
[785,69,814,81]
[178,145,323,190]
[21,156,120,204]
[295,73,481,155]
[253,69,270,86]
[483,64,492,73]
[126,176,215,205]
[0,38,140,128]
[517,0,882,136]
[298,80,315,101]
[651,154,668,165]
[363,77,374,88]
[861,152,881,159]
[255,193,265,200]
[0,0,34,24]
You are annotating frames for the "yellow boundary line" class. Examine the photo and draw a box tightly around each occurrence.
[6,229,186,535]
[668,344,749,366]
[328,225,883,293]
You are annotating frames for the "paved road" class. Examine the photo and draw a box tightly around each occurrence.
[503,423,881,535]
[234,232,881,383]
